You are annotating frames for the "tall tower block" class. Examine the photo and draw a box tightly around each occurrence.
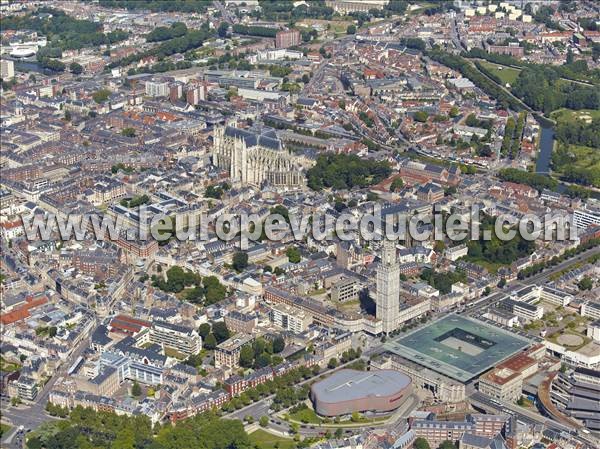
[376,239,400,334]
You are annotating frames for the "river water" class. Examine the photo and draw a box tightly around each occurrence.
[535,125,554,175]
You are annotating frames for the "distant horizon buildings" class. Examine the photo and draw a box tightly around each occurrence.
[325,0,389,14]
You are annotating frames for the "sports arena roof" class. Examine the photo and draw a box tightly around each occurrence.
[311,369,410,403]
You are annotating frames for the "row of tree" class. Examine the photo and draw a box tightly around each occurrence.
[146,22,188,42]
[518,238,600,280]
[219,364,320,414]
[99,0,209,13]
[427,50,523,111]
[498,168,558,191]
[231,24,277,38]
[500,117,516,157]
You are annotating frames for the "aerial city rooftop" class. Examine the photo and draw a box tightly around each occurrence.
[0,1,599,449]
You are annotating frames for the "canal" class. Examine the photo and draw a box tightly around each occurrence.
[535,125,554,175]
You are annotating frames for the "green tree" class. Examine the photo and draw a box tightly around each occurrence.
[273,336,285,353]
[578,276,593,290]
[334,428,343,438]
[217,21,229,38]
[286,247,301,263]
[438,441,455,449]
[346,24,356,35]
[414,437,431,449]
[259,416,269,427]
[204,333,217,349]
[414,111,429,122]
[239,345,254,368]
[232,251,249,272]
[69,62,83,74]
[327,358,338,369]
[121,127,136,137]
[390,177,404,192]
[198,323,211,339]
[131,381,141,397]
[92,88,111,103]
[212,321,230,343]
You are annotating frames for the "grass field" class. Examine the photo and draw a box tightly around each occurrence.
[479,61,521,85]
[563,145,600,172]
[551,108,600,122]
[248,429,296,449]
[290,407,322,424]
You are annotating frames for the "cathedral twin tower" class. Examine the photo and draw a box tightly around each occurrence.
[212,125,306,188]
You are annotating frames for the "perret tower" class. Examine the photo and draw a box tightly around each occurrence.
[376,239,400,334]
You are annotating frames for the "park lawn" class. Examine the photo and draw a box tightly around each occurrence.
[290,407,322,424]
[479,61,521,85]
[248,429,296,449]
[551,108,600,122]
[563,145,600,172]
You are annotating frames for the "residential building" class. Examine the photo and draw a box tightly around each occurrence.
[145,80,169,97]
[330,277,359,303]
[275,29,301,49]
[149,321,202,356]
[269,303,312,333]
[214,334,254,368]
[478,367,523,402]
[1,59,15,78]
[224,311,257,334]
